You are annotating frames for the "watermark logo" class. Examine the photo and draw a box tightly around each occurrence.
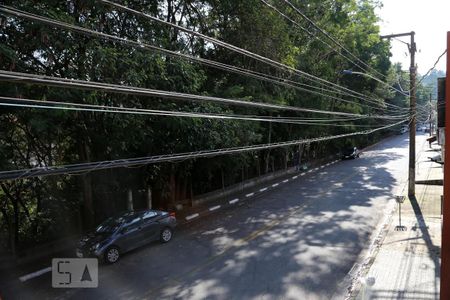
[52,258,98,288]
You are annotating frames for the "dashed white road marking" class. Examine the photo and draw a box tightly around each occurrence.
[185,213,199,221]
[19,267,52,282]
[259,187,268,192]
[209,205,221,211]
[282,179,289,183]
[272,183,279,187]
[246,192,255,197]
[292,175,298,179]
[229,198,239,204]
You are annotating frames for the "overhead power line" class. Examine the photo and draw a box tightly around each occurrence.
[0,5,407,113]
[0,118,408,181]
[416,49,447,88]
[0,70,408,119]
[1,96,389,126]
[99,1,406,110]
[260,0,360,68]
[278,0,410,98]
[280,0,387,81]
[261,0,377,78]
[260,0,409,103]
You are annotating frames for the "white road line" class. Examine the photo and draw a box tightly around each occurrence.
[282,179,289,183]
[246,192,255,197]
[259,187,268,192]
[300,173,305,176]
[19,266,51,282]
[272,183,279,187]
[307,170,313,173]
[185,213,199,221]
[209,205,221,211]
[229,198,239,204]
[292,175,298,179]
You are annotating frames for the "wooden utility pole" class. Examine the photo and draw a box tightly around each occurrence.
[381,31,416,196]
[441,30,450,300]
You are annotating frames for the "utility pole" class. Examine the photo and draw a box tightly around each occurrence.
[441,30,450,300]
[381,31,416,196]
[429,93,432,136]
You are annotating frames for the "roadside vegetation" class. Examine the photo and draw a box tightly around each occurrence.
[0,0,433,255]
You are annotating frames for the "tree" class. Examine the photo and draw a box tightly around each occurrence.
[0,0,395,254]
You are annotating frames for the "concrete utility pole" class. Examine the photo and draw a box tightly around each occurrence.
[441,30,450,300]
[429,93,433,136]
[381,32,416,196]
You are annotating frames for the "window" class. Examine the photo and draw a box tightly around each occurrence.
[142,211,157,220]
[122,216,142,233]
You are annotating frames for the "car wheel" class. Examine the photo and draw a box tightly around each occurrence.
[105,246,120,264]
[160,227,173,243]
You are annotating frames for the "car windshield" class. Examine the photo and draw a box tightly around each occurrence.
[95,215,126,233]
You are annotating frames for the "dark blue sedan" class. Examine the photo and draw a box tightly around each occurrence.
[76,209,177,263]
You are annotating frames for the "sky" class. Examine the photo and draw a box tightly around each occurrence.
[376,0,449,74]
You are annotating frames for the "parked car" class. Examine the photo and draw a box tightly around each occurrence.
[416,124,427,132]
[400,126,408,134]
[341,147,360,159]
[76,209,177,263]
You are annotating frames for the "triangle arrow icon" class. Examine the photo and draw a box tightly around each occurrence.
[80,264,92,282]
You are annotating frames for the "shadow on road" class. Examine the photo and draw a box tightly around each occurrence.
[6,136,412,300]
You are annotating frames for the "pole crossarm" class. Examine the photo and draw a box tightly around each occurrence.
[380,32,415,39]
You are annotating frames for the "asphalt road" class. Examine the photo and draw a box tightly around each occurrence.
[3,133,421,300]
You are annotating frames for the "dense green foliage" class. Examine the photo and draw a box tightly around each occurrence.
[0,0,423,254]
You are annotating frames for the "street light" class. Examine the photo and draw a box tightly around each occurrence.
[342,69,409,96]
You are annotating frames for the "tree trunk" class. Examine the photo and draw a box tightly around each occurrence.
[284,149,289,169]
[1,183,20,254]
[12,196,18,255]
[0,207,12,253]
[147,187,152,209]
[79,140,94,230]
[189,178,193,207]
[256,156,261,177]
[169,167,176,210]
[241,167,245,191]
[127,189,133,211]
[264,121,272,173]
[298,144,304,166]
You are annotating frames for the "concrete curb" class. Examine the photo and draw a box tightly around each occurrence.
[181,159,341,224]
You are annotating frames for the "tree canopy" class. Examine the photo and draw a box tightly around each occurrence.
[0,0,419,254]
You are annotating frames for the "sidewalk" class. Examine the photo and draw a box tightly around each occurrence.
[354,139,442,299]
